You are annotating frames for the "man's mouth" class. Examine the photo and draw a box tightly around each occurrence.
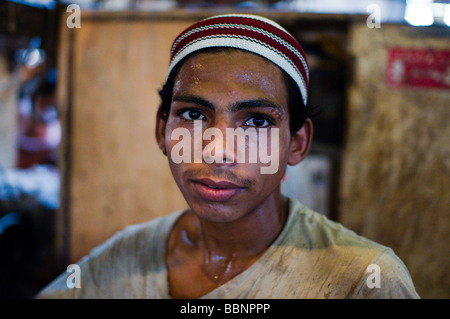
[191,178,246,201]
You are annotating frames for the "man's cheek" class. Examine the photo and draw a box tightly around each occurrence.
[166,123,202,164]
[257,128,280,175]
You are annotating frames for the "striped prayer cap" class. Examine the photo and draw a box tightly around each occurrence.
[168,14,310,106]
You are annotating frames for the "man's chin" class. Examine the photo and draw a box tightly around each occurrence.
[187,202,248,224]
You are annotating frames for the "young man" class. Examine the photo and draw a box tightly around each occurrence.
[38,14,419,299]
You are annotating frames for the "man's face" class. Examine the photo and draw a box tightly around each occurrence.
[160,50,297,223]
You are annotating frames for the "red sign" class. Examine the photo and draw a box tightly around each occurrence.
[386,48,450,89]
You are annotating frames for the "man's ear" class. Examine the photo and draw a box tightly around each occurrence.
[287,118,313,166]
[155,106,167,156]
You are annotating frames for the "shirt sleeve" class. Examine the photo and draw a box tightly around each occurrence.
[353,248,420,299]
[35,255,97,299]
[35,228,129,299]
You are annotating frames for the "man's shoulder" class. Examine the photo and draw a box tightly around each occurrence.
[36,210,184,299]
[89,210,184,259]
[286,197,388,252]
[279,198,419,298]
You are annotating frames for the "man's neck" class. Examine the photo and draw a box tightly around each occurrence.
[187,192,288,283]
[197,193,288,260]
[166,192,289,298]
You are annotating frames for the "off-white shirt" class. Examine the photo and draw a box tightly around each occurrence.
[37,198,419,299]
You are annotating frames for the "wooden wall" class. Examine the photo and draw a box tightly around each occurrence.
[58,15,194,263]
[340,23,449,298]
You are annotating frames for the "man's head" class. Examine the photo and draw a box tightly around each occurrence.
[159,14,314,133]
[155,14,314,222]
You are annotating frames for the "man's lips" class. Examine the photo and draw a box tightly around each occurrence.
[191,178,246,201]
[196,178,242,189]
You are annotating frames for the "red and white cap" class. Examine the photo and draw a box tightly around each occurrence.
[168,14,310,106]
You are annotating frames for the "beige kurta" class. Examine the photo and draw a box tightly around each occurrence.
[37,197,419,298]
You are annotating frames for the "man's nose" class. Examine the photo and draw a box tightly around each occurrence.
[202,121,237,166]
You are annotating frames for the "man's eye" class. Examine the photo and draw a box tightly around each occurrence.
[180,110,205,121]
[245,116,272,128]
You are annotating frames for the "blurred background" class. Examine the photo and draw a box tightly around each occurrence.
[0,0,448,299]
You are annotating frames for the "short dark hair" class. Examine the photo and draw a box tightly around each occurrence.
[158,48,318,133]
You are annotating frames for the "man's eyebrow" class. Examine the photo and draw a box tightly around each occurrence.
[172,94,215,111]
[172,94,285,116]
[231,99,285,115]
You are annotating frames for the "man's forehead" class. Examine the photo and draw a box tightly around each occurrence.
[175,50,284,87]
[184,48,275,69]
[173,50,288,109]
